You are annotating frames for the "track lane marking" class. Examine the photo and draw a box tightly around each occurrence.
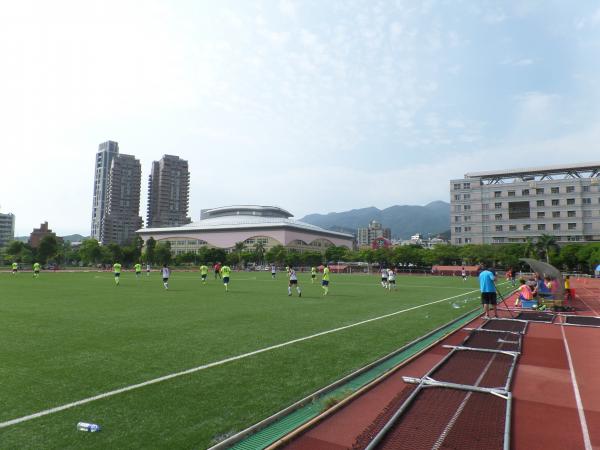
[561,325,592,450]
[0,288,484,429]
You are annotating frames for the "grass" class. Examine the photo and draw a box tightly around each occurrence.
[0,270,481,449]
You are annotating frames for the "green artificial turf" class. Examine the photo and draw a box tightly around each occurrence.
[0,271,481,449]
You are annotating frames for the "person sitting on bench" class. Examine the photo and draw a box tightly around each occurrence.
[516,278,534,306]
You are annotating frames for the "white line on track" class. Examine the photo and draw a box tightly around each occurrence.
[0,287,484,429]
[561,325,592,450]
[577,287,600,316]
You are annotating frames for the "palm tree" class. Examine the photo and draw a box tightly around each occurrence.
[233,242,246,267]
[253,242,266,264]
[523,238,536,258]
[536,234,558,263]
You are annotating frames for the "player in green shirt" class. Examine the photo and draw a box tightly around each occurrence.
[200,265,208,284]
[321,264,330,296]
[220,265,231,291]
[33,262,41,278]
[311,267,317,284]
[134,263,142,279]
[113,262,122,285]
[11,262,18,275]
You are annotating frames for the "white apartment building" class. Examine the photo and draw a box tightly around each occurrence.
[450,163,600,245]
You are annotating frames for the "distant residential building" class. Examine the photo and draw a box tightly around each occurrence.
[146,155,190,228]
[29,222,58,248]
[102,154,143,244]
[451,163,600,245]
[0,212,15,247]
[357,220,392,247]
[90,141,142,245]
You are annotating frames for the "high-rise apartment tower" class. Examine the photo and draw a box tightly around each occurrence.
[91,141,119,241]
[0,212,15,247]
[146,155,190,228]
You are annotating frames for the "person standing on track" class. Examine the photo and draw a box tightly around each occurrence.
[220,264,231,291]
[161,263,170,290]
[113,262,122,286]
[287,266,302,297]
[479,265,497,318]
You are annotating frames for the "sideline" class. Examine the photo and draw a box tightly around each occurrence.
[0,288,485,429]
[561,325,592,450]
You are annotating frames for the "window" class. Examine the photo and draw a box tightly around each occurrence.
[464,205,471,210]
[509,225,517,231]
[453,183,461,190]
[454,216,461,222]
[582,198,591,204]
[464,226,472,232]
[567,198,575,205]
[454,194,460,201]
[495,225,503,231]
[493,237,505,243]
[568,223,577,230]
[494,191,501,198]
[455,238,462,244]
[465,238,472,243]
[464,215,471,222]
[508,201,530,219]
[552,211,560,218]
[537,224,546,231]
[508,191,516,197]
[463,182,470,189]
[536,188,544,195]
[551,187,559,194]
[583,185,590,192]
[454,205,462,212]
[454,227,462,233]
[482,215,489,222]
[583,210,592,218]
[483,225,490,232]
[495,214,502,220]
[495,202,502,209]
[551,199,559,206]
[463,193,470,200]
[553,224,560,230]
[537,212,545,218]
[568,211,576,217]
[523,224,531,231]
[536,200,545,207]
[566,186,575,193]
[482,204,489,210]
[521,189,530,196]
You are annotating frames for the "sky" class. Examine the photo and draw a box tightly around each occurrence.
[1,0,600,236]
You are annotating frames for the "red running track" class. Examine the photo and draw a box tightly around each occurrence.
[277,278,600,450]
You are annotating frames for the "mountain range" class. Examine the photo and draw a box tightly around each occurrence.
[299,201,450,239]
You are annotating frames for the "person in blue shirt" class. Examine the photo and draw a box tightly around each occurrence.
[479,265,497,318]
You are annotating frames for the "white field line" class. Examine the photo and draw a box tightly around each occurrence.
[0,288,483,429]
[577,287,600,316]
[561,325,593,450]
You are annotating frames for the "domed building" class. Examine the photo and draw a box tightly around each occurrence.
[136,205,354,255]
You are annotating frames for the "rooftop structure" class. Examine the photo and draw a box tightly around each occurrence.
[451,162,600,245]
[137,205,353,255]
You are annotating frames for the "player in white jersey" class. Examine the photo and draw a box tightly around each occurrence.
[461,267,467,282]
[161,264,170,289]
[380,268,389,288]
[287,267,302,297]
[387,269,397,290]
[271,264,276,279]
[146,263,151,276]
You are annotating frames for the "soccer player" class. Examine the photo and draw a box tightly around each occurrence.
[479,265,497,318]
[113,262,122,285]
[200,264,208,284]
[220,264,231,291]
[311,266,317,284]
[271,264,276,279]
[461,267,467,282]
[161,263,170,289]
[214,262,222,279]
[135,262,142,279]
[33,262,41,278]
[387,268,396,291]
[146,263,151,276]
[322,264,330,296]
[380,267,388,288]
[287,267,302,297]
[11,262,18,275]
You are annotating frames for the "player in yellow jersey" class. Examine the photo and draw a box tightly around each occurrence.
[134,263,142,279]
[311,266,317,284]
[11,262,18,275]
[33,262,41,278]
[113,262,122,285]
[322,264,330,296]
[200,264,208,284]
[220,265,231,291]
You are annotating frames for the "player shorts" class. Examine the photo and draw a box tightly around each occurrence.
[201,274,207,280]
[223,276,230,284]
[381,277,388,282]
[163,277,169,282]
[322,280,329,286]
[289,279,298,285]
[311,274,316,278]
[34,270,40,274]
[12,269,17,273]
[481,292,497,305]
[136,271,141,275]
[389,279,396,285]
[115,273,121,277]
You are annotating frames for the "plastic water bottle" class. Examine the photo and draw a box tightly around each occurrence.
[77,422,101,432]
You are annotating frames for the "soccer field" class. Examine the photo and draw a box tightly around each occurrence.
[0,271,482,449]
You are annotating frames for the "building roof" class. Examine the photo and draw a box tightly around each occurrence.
[464,162,600,180]
[138,205,353,239]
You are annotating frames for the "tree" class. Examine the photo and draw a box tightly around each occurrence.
[253,242,266,264]
[38,235,59,264]
[536,234,558,264]
[154,242,172,265]
[325,245,348,262]
[79,239,101,265]
[144,237,156,264]
[266,245,287,265]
